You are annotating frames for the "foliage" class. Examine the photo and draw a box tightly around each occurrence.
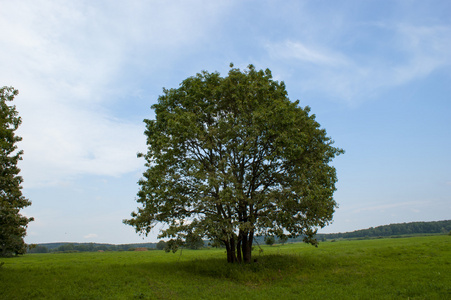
[0,236,449,299]
[264,236,275,246]
[27,245,49,254]
[57,243,75,252]
[185,232,205,250]
[0,86,33,257]
[156,240,167,250]
[125,64,343,263]
[51,243,115,253]
[319,220,451,240]
[278,235,288,245]
[28,242,158,253]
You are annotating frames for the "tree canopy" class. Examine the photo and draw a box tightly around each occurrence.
[0,86,33,257]
[125,65,343,263]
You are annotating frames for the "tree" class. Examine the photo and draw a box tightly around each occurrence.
[185,231,204,249]
[0,87,33,257]
[95,245,108,251]
[124,65,343,263]
[278,235,288,245]
[265,236,275,246]
[75,244,89,252]
[156,240,167,250]
[28,245,49,254]
[57,243,75,252]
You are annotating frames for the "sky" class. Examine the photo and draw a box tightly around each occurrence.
[1,0,450,244]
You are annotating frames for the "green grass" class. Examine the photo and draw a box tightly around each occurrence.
[1,235,450,299]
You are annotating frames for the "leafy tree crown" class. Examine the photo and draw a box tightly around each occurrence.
[0,86,33,257]
[125,65,343,261]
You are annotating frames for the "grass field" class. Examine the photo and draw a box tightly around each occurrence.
[1,235,450,299]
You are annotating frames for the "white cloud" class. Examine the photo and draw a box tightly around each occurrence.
[0,1,232,187]
[19,107,146,187]
[265,23,451,105]
[0,1,137,187]
[266,40,347,66]
[84,233,98,239]
[391,24,451,84]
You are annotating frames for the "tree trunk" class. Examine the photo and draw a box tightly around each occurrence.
[224,231,254,263]
[242,231,254,263]
[236,237,242,263]
[225,238,238,263]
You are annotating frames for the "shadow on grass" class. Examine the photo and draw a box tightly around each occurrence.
[131,252,335,285]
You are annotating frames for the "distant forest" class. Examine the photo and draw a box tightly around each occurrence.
[316,220,451,241]
[28,242,158,254]
[28,220,450,253]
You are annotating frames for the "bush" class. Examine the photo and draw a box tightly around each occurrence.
[265,236,275,246]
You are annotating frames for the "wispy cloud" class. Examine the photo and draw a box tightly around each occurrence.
[84,233,98,239]
[266,40,347,66]
[390,24,451,84]
[0,1,232,187]
[265,23,451,105]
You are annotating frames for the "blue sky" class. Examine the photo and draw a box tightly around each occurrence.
[1,0,450,244]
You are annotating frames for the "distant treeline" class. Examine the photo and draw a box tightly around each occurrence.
[28,220,450,253]
[317,220,451,240]
[28,242,157,254]
[252,220,451,245]
[28,240,206,254]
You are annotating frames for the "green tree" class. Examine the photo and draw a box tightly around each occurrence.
[278,235,288,245]
[156,240,167,250]
[124,65,343,263]
[185,231,204,250]
[28,245,49,254]
[95,245,108,251]
[0,87,33,257]
[57,243,75,252]
[265,236,275,246]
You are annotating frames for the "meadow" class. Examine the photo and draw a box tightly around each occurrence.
[1,235,449,299]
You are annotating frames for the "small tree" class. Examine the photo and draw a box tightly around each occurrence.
[57,243,75,252]
[125,65,343,263]
[75,244,89,252]
[265,236,275,246]
[28,245,49,254]
[156,240,167,250]
[185,232,204,249]
[0,87,33,257]
[278,235,288,245]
